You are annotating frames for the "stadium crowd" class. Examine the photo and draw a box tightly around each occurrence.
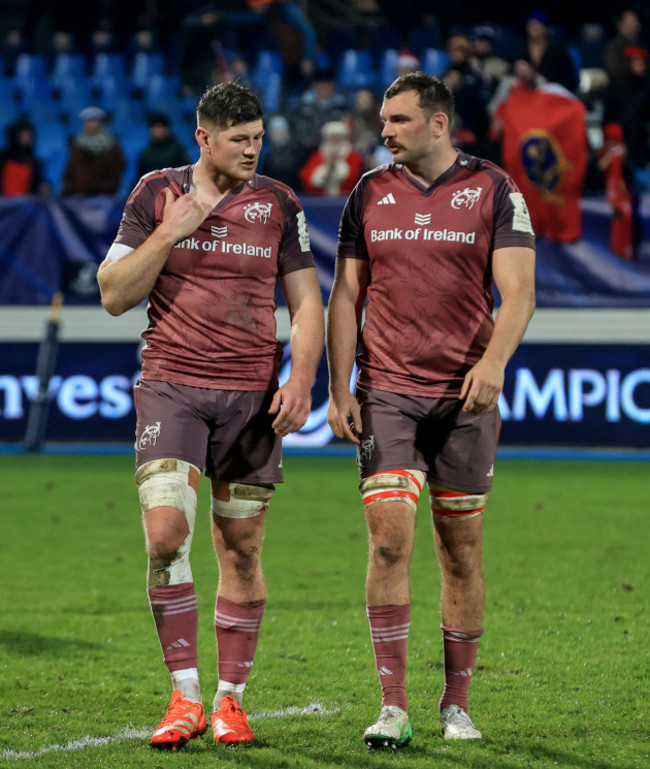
[1,2,649,216]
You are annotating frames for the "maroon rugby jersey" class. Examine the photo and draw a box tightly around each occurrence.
[337,152,535,397]
[113,167,314,389]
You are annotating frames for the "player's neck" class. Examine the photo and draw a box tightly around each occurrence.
[192,159,245,205]
[403,147,458,187]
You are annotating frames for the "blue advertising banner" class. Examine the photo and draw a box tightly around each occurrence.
[2,195,650,308]
[1,341,648,448]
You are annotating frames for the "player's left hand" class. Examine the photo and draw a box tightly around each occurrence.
[460,358,505,414]
[268,380,312,436]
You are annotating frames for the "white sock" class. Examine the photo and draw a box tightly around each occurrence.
[214,680,246,710]
[171,667,201,703]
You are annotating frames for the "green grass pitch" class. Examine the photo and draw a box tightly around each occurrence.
[0,454,647,768]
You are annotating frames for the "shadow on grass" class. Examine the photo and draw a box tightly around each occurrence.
[0,630,100,657]
[265,741,642,769]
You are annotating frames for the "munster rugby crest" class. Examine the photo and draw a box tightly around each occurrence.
[451,187,483,210]
[244,201,273,224]
[520,130,571,203]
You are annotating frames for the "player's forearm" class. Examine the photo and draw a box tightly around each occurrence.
[326,295,360,394]
[286,294,325,388]
[98,228,177,316]
[483,289,536,366]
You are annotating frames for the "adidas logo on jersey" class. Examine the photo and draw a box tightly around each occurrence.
[377,193,396,205]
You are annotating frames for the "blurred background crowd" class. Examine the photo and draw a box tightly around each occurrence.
[0,0,649,247]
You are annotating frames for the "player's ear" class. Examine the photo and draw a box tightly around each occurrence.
[430,111,449,138]
[195,125,211,152]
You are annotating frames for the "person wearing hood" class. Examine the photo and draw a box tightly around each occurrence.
[137,112,191,181]
[62,106,125,196]
[0,118,49,196]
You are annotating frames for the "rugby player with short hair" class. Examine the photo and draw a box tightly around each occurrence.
[98,82,324,750]
[327,72,536,748]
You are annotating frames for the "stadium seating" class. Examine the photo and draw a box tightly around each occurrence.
[51,53,87,83]
[28,98,64,125]
[378,49,399,90]
[0,18,616,199]
[114,121,151,195]
[35,121,68,158]
[142,73,184,113]
[421,48,450,77]
[131,51,165,91]
[13,53,48,84]
[0,77,19,115]
[17,76,54,111]
[43,147,69,193]
[252,50,283,88]
[250,50,284,112]
[94,74,127,113]
[91,52,127,83]
[55,77,94,119]
[337,49,375,91]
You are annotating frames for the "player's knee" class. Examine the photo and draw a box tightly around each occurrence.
[211,482,275,519]
[430,490,487,521]
[136,458,200,516]
[372,542,406,567]
[145,515,188,557]
[230,541,262,581]
[136,458,200,586]
[360,470,425,511]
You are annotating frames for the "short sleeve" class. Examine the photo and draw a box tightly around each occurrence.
[337,182,368,260]
[277,188,316,275]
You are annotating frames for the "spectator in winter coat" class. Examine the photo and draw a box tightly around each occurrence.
[63,106,125,196]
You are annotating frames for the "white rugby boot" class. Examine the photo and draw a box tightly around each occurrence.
[364,705,412,749]
[440,704,482,739]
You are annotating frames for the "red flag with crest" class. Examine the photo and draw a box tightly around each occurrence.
[497,86,587,243]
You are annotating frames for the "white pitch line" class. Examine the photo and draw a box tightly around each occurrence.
[2,703,338,761]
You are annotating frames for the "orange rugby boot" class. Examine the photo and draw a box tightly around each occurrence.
[150,689,207,750]
[211,695,254,743]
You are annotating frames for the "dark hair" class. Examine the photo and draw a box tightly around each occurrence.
[384,72,455,123]
[147,111,171,127]
[196,82,263,129]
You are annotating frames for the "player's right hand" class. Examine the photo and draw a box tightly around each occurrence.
[327,390,362,445]
[160,187,212,242]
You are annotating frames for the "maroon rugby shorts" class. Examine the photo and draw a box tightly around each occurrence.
[355,384,500,493]
[133,379,283,484]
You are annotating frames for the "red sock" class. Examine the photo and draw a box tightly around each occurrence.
[148,583,199,672]
[367,604,410,710]
[439,625,483,712]
[215,595,266,684]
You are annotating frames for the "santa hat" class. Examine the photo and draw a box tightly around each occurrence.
[623,46,648,60]
[603,122,624,143]
[397,50,420,69]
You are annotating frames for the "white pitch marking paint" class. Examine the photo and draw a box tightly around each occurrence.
[2,704,338,761]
